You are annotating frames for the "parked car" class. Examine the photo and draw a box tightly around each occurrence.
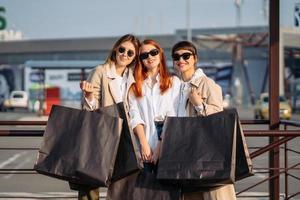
[254,93,292,120]
[3,91,29,111]
[223,94,232,108]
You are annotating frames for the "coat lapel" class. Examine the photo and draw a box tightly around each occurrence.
[105,63,122,104]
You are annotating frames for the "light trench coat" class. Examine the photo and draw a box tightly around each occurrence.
[182,75,237,200]
[74,62,140,200]
[82,62,135,111]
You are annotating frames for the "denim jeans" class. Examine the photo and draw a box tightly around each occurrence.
[155,121,164,141]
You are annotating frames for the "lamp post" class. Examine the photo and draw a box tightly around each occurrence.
[186,0,191,41]
[235,0,243,27]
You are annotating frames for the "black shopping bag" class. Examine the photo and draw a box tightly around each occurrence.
[95,103,141,182]
[157,109,252,188]
[233,110,253,181]
[106,171,182,200]
[34,103,139,187]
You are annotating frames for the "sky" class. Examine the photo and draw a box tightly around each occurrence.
[0,0,298,40]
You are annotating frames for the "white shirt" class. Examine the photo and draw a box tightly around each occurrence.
[85,65,128,109]
[129,75,181,150]
[177,68,206,117]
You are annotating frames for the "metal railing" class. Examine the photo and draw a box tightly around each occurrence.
[0,119,299,199]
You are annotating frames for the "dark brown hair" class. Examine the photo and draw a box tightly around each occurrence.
[171,41,197,57]
[105,34,140,67]
[172,41,198,68]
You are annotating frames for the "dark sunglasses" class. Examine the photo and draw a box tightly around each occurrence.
[139,49,159,60]
[172,52,194,61]
[118,46,135,58]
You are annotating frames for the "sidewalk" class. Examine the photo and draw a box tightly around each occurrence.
[0,192,286,200]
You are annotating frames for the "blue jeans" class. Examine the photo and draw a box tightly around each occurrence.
[143,162,157,174]
[155,121,164,141]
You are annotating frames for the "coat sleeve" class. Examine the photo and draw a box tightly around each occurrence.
[128,92,145,130]
[82,66,103,111]
[197,77,223,116]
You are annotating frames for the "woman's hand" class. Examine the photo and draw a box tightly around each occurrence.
[80,81,94,101]
[189,87,203,106]
[152,141,161,164]
[140,141,153,163]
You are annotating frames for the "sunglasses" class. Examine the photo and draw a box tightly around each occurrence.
[172,52,194,61]
[118,46,135,58]
[139,49,159,60]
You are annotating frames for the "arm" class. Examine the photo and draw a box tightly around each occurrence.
[128,91,152,162]
[80,66,102,111]
[195,78,223,116]
[202,79,223,115]
[134,124,152,162]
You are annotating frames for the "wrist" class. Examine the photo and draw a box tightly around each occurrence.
[85,93,94,101]
[194,103,204,112]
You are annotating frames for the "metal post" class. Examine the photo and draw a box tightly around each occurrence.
[186,0,192,41]
[269,0,280,200]
[80,68,85,82]
[284,125,288,199]
[38,68,45,116]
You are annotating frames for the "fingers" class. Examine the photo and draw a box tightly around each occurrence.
[80,81,93,93]
[141,150,153,162]
[191,87,195,93]
[142,154,151,162]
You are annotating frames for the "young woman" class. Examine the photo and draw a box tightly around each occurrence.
[76,34,140,200]
[129,39,180,172]
[172,41,236,200]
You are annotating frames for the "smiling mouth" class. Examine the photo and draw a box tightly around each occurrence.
[178,63,186,68]
[147,60,155,64]
[120,57,129,61]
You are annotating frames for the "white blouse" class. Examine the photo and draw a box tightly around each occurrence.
[176,68,206,117]
[128,75,181,150]
[85,65,128,110]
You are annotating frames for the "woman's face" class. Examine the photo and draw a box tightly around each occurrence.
[115,41,136,67]
[139,44,160,71]
[173,49,196,75]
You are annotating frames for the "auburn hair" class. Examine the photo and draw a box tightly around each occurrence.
[131,39,172,98]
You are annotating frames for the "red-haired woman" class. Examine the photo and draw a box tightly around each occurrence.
[129,39,180,172]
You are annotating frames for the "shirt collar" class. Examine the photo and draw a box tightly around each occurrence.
[184,68,206,87]
[145,73,160,86]
[106,63,128,79]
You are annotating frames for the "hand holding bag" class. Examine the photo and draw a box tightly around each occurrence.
[157,109,253,188]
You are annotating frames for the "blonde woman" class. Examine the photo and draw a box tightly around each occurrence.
[75,34,140,200]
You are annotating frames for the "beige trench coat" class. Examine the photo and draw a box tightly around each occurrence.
[183,76,236,200]
[75,63,139,200]
[82,62,135,111]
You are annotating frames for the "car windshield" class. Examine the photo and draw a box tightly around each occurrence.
[262,96,286,103]
[12,94,23,98]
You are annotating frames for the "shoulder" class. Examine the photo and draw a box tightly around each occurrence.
[171,75,181,85]
[92,63,108,74]
[90,63,112,77]
[193,76,215,86]
[169,75,181,91]
[197,76,222,93]
[87,64,108,82]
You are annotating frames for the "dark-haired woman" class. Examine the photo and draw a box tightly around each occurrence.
[172,41,236,200]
